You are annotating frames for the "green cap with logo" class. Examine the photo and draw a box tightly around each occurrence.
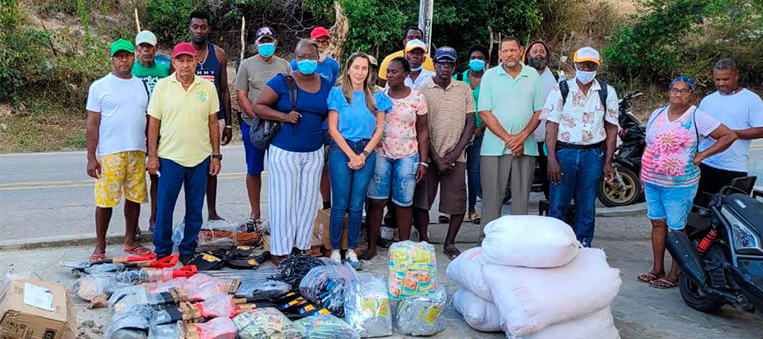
[110,39,134,57]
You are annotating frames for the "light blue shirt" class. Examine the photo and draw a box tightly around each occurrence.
[327,87,392,142]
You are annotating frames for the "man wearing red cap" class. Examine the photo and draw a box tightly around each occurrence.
[291,26,342,211]
[147,42,222,264]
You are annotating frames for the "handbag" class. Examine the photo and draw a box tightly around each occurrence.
[250,75,297,149]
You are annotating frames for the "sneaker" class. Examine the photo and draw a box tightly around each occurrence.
[330,250,342,264]
[346,250,362,270]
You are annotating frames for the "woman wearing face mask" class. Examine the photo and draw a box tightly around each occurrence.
[638,77,736,289]
[235,26,291,229]
[364,57,429,260]
[254,39,332,265]
[456,44,489,224]
[326,52,391,269]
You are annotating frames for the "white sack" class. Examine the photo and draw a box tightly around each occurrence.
[520,307,620,339]
[482,215,581,268]
[446,247,492,300]
[451,288,502,332]
[484,248,621,337]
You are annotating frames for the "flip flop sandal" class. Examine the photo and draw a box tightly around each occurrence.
[637,272,662,284]
[124,244,152,255]
[89,253,106,263]
[649,278,679,289]
[470,213,481,224]
[228,245,256,259]
[226,256,261,269]
[187,252,225,270]
[443,246,461,260]
[438,214,450,223]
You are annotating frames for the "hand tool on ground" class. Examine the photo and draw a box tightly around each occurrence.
[61,253,157,269]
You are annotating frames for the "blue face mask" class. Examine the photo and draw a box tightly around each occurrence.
[297,59,318,75]
[257,43,275,58]
[469,59,485,72]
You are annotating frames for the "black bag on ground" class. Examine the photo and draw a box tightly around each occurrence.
[249,75,297,149]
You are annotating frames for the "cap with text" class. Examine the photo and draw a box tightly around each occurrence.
[404,39,427,53]
[135,30,157,46]
[434,46,457,63]
[255,26,276,42]
[573,46,601,65]
[110,39,134,57]
[310,27,330,40]
[172,42,197,58]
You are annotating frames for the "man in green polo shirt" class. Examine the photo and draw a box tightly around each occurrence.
[478,36,545,234]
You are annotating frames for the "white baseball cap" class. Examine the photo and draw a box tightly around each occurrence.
[135,30,157,46]
[405,39,427,53]
[573,46,601,65]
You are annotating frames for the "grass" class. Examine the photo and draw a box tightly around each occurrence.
[0,102,87,153]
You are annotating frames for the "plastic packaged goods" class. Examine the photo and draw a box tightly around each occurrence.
[294,314,359,339]
[74,274,114,301]
[239,280,291,300]
[109,286,150,314]
[187,317,238,339]
[483,248,621,337]
[198,294,236,318]
[451,288,501,332]
[394,284,447,336]
[445,247,492,301]
[272,254,326,290]
[298,263,357,317]
[148,323,180,339]
[344,273,392,337]
[233,307,304,339]
[481,215,581,268]
[388,241,438,300]
[104,306,152,339]
[519,307,620,339]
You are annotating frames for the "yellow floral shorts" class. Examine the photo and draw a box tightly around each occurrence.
[94,151,148,208]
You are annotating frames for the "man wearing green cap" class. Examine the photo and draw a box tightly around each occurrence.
[131,30,170,236]
[85,39,152,262]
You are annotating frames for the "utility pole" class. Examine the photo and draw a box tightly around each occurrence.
[418,0,433,51]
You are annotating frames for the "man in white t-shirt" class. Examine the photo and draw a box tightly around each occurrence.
[524,40,558,199]
[696,58,763,202]
[85,39,151,262]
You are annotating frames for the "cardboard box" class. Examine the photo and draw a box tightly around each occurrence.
[0,278,76,339]
[312,209,348,251]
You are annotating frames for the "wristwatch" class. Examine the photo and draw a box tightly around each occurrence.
[212,154,223,160]
[361,150,371,158]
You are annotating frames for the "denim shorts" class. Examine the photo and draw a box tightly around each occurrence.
[644,182,698,230]
[367,154,419,207]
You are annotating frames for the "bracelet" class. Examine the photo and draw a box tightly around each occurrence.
[419,162,429,168]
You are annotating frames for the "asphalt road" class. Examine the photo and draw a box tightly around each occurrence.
[1,141,763,246]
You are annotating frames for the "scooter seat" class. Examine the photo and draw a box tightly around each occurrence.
[723,193,763,236]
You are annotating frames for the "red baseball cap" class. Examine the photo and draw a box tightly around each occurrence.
[172,42,197,58]
[310,27,330,39]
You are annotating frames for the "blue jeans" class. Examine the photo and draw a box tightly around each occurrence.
[153,157,210,256]
[549,147,604,247]
[367,154,419,207]
[466,136,483,209]
[328,139,375,249]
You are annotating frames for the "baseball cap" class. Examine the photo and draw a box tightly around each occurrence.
[255,26,276,42]
[434,46,457,63]
[172,42,197,58]
[573,47,601,65]
[110,39,134,57]
[310,27,330,40]
[404,39,427,53]
[135,30,157,46]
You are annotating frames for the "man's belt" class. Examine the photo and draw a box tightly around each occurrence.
[556,141,604,150]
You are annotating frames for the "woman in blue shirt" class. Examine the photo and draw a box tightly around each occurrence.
[327,52,391,269]
[254,39,331,265]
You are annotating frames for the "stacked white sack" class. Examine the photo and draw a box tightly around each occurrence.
[481,215,582,268]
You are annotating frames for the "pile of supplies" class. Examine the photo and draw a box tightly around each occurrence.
[447,215,622,338]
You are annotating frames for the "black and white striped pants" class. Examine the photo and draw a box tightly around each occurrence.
[267,144,324,256]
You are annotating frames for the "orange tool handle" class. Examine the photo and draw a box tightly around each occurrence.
[112,253,157,263]
[137,254,178,268]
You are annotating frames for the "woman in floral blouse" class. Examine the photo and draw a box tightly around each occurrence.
[638,77,736,289]
[362,57,430,260]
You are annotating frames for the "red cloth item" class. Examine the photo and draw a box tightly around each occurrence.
[310,27,330,39]
[173,42,197,58]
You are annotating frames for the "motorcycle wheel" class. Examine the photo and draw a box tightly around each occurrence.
[679,244,727,313]
[597,166,640,207]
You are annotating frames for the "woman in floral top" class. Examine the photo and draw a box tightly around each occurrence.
[363,57,430,260]
[638,77,736,289]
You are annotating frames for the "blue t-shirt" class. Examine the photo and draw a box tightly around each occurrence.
[290,57,341,87]
[266,74,331,152]
[327,87,392,142]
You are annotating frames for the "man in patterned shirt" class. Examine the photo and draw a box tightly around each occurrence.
[541,46,618,247]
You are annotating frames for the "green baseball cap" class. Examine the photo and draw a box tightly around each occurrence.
[110,39,134,57]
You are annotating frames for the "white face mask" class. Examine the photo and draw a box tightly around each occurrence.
[575,69,596,84]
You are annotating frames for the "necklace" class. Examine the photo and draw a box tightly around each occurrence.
[196,45,209,70]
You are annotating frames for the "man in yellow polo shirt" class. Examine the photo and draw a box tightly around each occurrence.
[147,42,221,264]
[377,27,435,87]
